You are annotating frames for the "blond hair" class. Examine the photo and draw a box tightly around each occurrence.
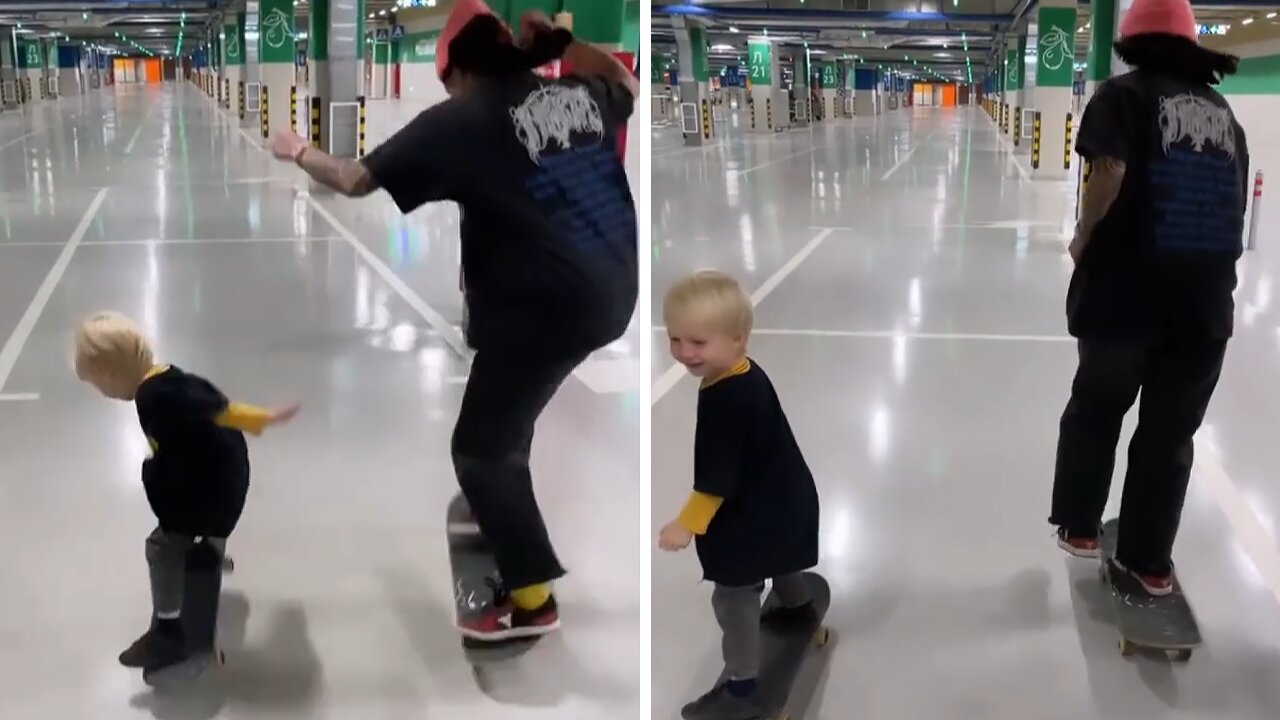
[74,311,153,395]
[662,270,754,339]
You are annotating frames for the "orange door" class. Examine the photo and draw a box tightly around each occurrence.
[144,58,161,84]
[942,84,957,107]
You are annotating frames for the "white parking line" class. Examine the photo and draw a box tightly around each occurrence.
[652,228,837,405]
[0,188,109,394]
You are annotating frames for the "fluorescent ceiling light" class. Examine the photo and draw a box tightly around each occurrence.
[1243,18,1254,25]
[1269,12,1278,19]
[729,26,740,33]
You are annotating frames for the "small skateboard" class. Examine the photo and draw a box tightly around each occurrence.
[1099,518,1201,661]
[712,572,833,720]
[141,540,228,686]
[446,495,539,665]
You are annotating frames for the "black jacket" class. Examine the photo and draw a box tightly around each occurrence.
[693,359,820,586]
[136,366,249,537]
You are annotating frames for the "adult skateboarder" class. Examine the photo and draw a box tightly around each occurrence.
[269,0,638,640]
[1049,0,1250,596]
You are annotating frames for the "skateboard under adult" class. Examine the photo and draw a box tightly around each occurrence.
[711,571,833,720]
[141,539,228,686]
[1099,518,1201,661]
[446,494,539,665]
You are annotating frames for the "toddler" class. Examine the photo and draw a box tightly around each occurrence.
[74,311,298,672]
[657,271,821,720]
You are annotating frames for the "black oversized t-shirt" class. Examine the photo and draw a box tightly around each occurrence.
[135,366,250,537]
[1069,70,1249,339]
[362,73,638,350]
[693,359,820,587]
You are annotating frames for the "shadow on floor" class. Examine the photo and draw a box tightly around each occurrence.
[380,568,635,709]
[127,591,323,720]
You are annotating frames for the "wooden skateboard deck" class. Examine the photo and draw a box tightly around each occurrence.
[1099,518,1201,661]
[446,494,538,664]
[712,572,833,720]
[142,540,227,686]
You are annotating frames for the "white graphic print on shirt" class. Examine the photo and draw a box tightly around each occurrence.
[509,85,605,163]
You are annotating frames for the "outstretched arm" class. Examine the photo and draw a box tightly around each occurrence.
[215,401,301,436]
[270,131,380,198]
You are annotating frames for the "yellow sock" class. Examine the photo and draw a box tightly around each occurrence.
[510,583,552,611]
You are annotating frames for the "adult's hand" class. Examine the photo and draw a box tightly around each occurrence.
[518,10,555,46]
[270,130,309,163]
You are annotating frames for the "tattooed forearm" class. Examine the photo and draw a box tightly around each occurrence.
[1076,156,1126,248]
[297,148,379,197]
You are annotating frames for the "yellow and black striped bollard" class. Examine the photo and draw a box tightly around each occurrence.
[700,98,710,140]
[1064,112,1073,170]
[260,86,269,140]
[309,97,322,148]
[1031,112,1042,170]
[289,86,297,134]
[238,82,245,121]
[358,96,367,157]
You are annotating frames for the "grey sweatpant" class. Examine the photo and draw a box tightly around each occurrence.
[146,528,226,616]
[712,573,808,680]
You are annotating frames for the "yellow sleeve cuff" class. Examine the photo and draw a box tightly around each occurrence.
[677,491,724,535]
[215,402,271,436]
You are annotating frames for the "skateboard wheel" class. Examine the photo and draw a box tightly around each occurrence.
[814,626,831,648]
[1172,649,1192,663]
[1118,638,1135,657]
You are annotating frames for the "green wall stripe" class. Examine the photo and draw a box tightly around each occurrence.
[1219,54,1280,95]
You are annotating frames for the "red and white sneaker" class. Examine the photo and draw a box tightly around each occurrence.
[1055,527,1100,559]
[457,580,561,642]
[1112,559,1174,597]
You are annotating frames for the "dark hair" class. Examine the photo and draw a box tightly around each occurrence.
[443,14,573,82]
[1114,33,1239,85]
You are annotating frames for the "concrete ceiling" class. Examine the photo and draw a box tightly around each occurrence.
[652,1,1280,82]
[0,0,413,57]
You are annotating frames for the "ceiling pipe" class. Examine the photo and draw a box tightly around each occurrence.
[654,4,1011,25]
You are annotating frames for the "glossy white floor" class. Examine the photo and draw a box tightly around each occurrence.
[0,82,639,719]
[651,105,1280,719]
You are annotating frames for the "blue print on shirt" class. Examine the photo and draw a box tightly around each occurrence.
[510,83,634,255]
[1149,94,1241,254]
[526,143,634,254]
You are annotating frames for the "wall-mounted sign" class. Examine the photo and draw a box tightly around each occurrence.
[1198,24,1230,36]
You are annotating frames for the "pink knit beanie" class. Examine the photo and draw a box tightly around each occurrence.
[1119,0,1199,43]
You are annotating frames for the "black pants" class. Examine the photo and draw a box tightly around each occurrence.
[451,337,594,591]
[1050,336,1227,576]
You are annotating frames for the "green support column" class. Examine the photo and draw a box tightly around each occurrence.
[621,0,639,55]
[689,26,708,83]
[561,0,624,47]
[1003,37,1023,135]
[258,0,296,137]
[225,14,245,118]
[259,0,296,65]
[818,61,839,120]
[498,0,560,27]
[1086,0,1117,98]
[309,0,328,62]
[1033,0,1078,179]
